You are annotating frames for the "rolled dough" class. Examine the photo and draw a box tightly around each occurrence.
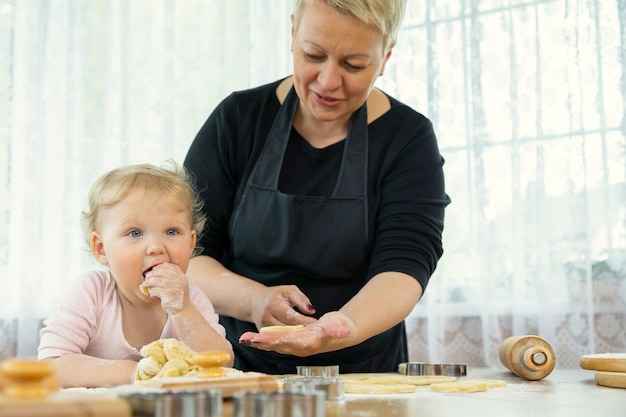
[259,325,305,333]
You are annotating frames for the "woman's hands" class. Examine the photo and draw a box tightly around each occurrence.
[186,257,422,359]
[250,284,318,330]
[239,311,352,357]
[239,285,352,357]
[239,272,423,357]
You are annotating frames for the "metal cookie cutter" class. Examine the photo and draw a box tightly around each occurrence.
[284,376,345,401]
[398,362,467,377]
[296,365,339,378]
[118,390,222,417]
[233,391,325,417]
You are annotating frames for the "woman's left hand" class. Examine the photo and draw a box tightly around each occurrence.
[238,311,352,356]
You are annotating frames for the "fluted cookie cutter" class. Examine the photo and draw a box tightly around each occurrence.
[398,362,467,377]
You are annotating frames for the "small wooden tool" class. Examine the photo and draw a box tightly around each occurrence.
[191,351,231,378]
[0,359,59,399]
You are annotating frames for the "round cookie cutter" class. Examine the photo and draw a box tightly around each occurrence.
[233,391,325,417]
[118,390,222,417]
[296,365,339,378]
[283,376,345,401]
[398,362,467,377]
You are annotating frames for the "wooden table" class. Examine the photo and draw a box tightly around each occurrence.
[3,368,621,416]
[222,368,624,417]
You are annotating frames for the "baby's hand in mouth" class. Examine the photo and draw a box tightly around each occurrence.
[139,266,156,295]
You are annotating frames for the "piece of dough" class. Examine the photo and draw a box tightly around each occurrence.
[135,338,197,383]
[429,379,505,393]
[580,353,626,372]
[140,340,167,366]
[430,380,489,393]
[162,339,195,364]
[346,375,457,386]
[135,356,161,380]
[156,357,191,379]
[338,374,459,394]
[259,325,305,333]
[464,378,507,388]
[134,339,235,384]
[343,382,417,394]
[139,283,150,295]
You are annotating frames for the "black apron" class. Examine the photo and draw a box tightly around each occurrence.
[222,87,407,374]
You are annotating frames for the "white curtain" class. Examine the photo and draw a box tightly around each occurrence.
[1,0,624,369]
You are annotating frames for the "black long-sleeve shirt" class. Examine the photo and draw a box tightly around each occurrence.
[184,78,450,373]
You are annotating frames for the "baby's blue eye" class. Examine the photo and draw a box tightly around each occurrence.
[129,230,142,237]
[166,229,178,236]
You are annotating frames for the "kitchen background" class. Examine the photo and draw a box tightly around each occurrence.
[1,0,625,368]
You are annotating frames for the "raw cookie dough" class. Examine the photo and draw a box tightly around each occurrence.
[135,339,197,383]
[473,378,507,388]
[430,379,506,393]
[343,382,416,394]
[431,380,488,393]
[339,374,457,394]
[342,374,457,386]
[259,325,305,333]
[139,283,150,296]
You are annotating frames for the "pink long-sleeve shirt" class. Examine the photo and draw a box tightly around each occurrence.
[37,269,225,360]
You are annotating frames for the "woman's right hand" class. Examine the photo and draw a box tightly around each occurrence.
[186,256,316,329]
[251,284,317,330]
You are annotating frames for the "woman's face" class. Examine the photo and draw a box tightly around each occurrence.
[291,1,391,127]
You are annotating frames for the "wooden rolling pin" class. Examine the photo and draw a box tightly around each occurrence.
[499,335,556,380]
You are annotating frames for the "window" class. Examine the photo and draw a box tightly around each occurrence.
[1,0,624,367]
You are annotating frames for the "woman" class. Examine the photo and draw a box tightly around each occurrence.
[184,0,450,374]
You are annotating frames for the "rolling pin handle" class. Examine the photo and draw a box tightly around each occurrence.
[531,351,547,366]
[500,335,556,380]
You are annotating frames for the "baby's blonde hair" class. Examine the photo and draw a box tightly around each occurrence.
[81,160,207,254]
[293,0,407,53]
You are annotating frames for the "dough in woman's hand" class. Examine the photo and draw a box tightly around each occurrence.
[259,325,305,333]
